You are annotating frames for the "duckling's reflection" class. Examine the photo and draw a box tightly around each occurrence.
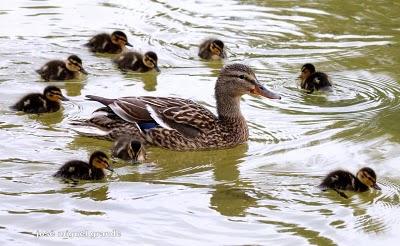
[122,71,158,92]
[30,110,64,126]
[320,187,387,233]
[64,80,85,97]
[73,184,110,201]
[203,59,224,74]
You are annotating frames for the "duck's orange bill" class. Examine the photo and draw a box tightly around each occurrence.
[250,84,281,99]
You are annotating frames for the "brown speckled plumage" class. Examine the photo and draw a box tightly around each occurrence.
[72,64,280,151]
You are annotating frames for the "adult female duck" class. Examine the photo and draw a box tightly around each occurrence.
[75,64,280,150]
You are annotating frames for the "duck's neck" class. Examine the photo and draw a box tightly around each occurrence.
[216,93,243,122]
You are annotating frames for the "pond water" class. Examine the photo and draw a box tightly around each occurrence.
[0,0,399,245]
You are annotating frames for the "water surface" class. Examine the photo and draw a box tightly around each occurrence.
[0,0,400,245]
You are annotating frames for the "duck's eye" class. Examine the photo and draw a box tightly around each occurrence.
[239,75,245,79]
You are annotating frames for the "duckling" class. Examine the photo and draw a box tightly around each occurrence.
[114,51,160,72]
[36,55,88,81]
[11,85,68,113]
[198,39,226,60]
[85,31,132,54]
[111,136,146,163]
[53,151,113,180]
[319,167,381,198]
[299,63,332,93]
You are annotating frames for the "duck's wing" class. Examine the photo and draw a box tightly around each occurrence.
[87,95,217,138]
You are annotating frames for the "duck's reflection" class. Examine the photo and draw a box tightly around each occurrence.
[210,144,257,217]
[117,143,255,217]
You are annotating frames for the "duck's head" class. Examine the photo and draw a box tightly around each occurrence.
[209,39,225,58]
[215,64,281,100]
[89,151,113,172]
[299,63,316,83]
[44,86,68,102]
[128,140,146,163]
[66,55,88,74]
[143,51,160,72]
[356,167,381,190]
[111,31,133,48]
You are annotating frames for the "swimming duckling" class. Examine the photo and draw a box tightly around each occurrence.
[299,63,332,93]
[36,55,88,81]
[198,39,226,60]
[11,85,68,113]
[319,167,381,198]
[85,31,132,54]
[53,151,113,180]
[111,136,146,163]
[114,51,160,72]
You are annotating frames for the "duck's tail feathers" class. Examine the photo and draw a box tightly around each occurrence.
[86,95,115,106]
[69,118,143,141]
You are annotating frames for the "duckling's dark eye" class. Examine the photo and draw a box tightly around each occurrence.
[239,75,245,79]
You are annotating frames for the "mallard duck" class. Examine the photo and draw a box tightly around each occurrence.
[85,30,133,54]
[319,167,381,198]
[198,39,226,60]
[112,136,146,163]
[73,63,281,150]
[299,63,332,93]
[11,85,68,113]
[114,51,160,72]
[36,55,88,81]
[53,151,113,180]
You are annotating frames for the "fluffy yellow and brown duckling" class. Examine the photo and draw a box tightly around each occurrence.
[36,55,88,81]
[11,85,68,113]
[198,38,226,60]
[85,31,132,54]
[114,51,160,72]
[299,63,332,93]
[112,136,146,163]
[319,167,381,198]
[53,151,113,180]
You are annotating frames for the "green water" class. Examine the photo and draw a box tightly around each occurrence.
[0,0,399,245]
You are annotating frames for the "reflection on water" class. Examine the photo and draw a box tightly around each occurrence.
[122,72,159,91]
[0,0,400,245]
